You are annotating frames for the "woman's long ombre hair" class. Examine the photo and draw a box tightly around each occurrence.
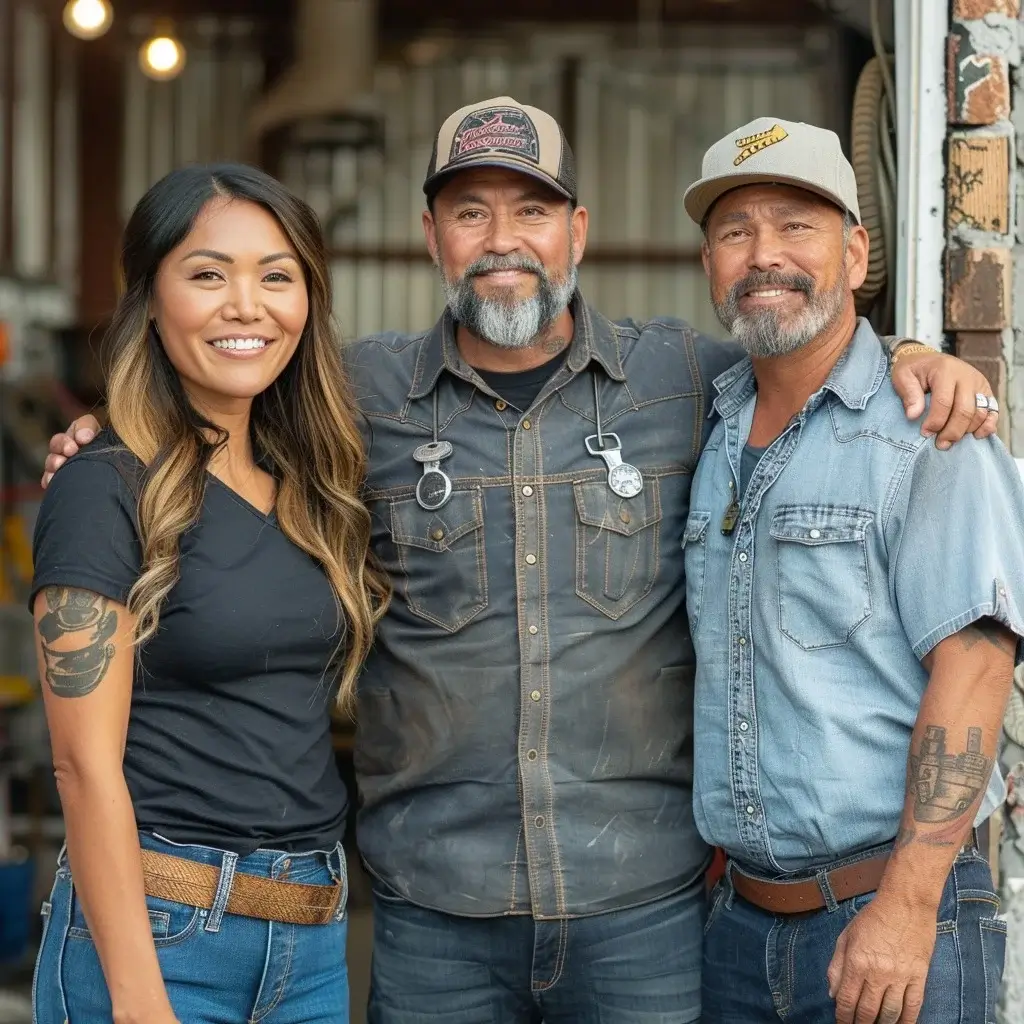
[104,163,389,706]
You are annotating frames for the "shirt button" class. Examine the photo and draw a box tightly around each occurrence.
[522,419,532,430]
[530,689,541,701]
[522,485,534,497]
[526,749,538,761]
[738,552,748,562]
[431,528,445,541]
[619,510,631,524]
[739,721,749,732]
[528,625,538,635]
[809,529,821,539]
[495,399,507,411]
[746,805,755,815]
[535,815,545,828]
[525,553,537,565]
[738,637,747,646]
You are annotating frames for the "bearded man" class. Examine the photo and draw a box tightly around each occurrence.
[685,117,1024,1024]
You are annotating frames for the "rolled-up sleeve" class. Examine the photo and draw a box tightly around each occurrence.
[889,436,1024,660]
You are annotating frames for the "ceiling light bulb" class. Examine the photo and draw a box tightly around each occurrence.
[139,34,186,81]
[62,0,113,40]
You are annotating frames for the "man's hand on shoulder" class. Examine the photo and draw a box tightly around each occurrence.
[42,415,102,488]
[889,342,998,449]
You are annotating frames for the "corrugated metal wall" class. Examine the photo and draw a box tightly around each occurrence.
[120,22,841,341]
[121,16,265,222]
[0,0,78,293]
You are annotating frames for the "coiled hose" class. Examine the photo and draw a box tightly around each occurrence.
[851,0,898,330]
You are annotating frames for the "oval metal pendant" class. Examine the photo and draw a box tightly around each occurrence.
[416,469,453,511]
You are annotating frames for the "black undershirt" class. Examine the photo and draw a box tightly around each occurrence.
[476,350,568,410]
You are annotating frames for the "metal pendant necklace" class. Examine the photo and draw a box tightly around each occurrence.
[413,389,455,511]
[584,374,644,499]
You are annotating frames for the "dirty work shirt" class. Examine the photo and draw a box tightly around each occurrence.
[346,290,744,920]
[29,432,347,855]
[685,319,1024,875]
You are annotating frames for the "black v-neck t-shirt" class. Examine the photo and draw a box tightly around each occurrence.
[29,430,347,855]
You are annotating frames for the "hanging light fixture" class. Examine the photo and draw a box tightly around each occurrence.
[139,23,186,81]
[62,0,114,40]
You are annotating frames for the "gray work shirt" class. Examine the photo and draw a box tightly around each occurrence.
[345,292,742,918]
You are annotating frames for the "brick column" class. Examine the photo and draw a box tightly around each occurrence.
[945,0,1017,445]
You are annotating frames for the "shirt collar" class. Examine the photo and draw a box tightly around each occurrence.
[710,317,888,419]
[406,290,626,400]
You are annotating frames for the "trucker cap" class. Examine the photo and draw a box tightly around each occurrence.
[683,116,860,225]
[423,95,577,204]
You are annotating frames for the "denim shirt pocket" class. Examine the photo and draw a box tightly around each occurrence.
[769,505,874,650]
[682,510,712,633]
[390,487,488,632]
[573,476,662,620]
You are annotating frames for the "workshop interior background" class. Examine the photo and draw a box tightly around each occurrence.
[3,1,1024,1021]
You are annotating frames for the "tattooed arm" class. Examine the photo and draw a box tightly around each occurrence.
[35,587,179,1024]
[828,616,1015,1024]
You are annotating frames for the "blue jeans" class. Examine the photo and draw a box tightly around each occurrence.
[32,832,349,1024]
[366,877,705,1023]
[702,845,1006,1023]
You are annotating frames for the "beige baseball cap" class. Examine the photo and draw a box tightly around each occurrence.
[423,96,577,204]
[683,116,860,226]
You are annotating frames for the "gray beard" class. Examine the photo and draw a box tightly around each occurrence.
[713,268,848,358]
[439,250,577,350]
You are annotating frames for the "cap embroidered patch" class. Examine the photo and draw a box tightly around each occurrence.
[733,124,789,166]
[450,106,540,165]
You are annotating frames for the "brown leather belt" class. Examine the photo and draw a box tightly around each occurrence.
[731,853,888,914]
[730,835,978,915]
[140,849,343,926]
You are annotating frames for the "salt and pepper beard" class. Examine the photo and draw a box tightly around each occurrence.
[711,264,849,359]
[438,244,578,351]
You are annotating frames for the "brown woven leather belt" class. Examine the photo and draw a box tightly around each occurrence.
[731,834,978,915]
[140,849,342,926]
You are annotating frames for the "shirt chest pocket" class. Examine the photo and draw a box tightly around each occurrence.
[769,505,874,650]
[389,488,488,633]
[573,477,662,620]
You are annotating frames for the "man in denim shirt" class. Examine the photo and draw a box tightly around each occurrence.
[683,117,1024,1024]
[41,103,1000,1022]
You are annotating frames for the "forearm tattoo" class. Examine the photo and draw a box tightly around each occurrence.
[37,587,118,697]
[908,725,992,825]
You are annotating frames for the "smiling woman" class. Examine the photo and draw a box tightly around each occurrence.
[27,164,388,1024]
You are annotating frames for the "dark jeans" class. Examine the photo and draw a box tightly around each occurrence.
[367,877,705,1023]
[702,845,1006,1023]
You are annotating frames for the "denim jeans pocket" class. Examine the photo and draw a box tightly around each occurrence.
[66,888,201,947]
[980,917,1006,1023]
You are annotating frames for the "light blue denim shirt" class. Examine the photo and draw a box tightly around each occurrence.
[685,319,1024,874]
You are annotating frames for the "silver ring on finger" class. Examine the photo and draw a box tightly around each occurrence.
[976,392,990,410]
[987,396,1000,414]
